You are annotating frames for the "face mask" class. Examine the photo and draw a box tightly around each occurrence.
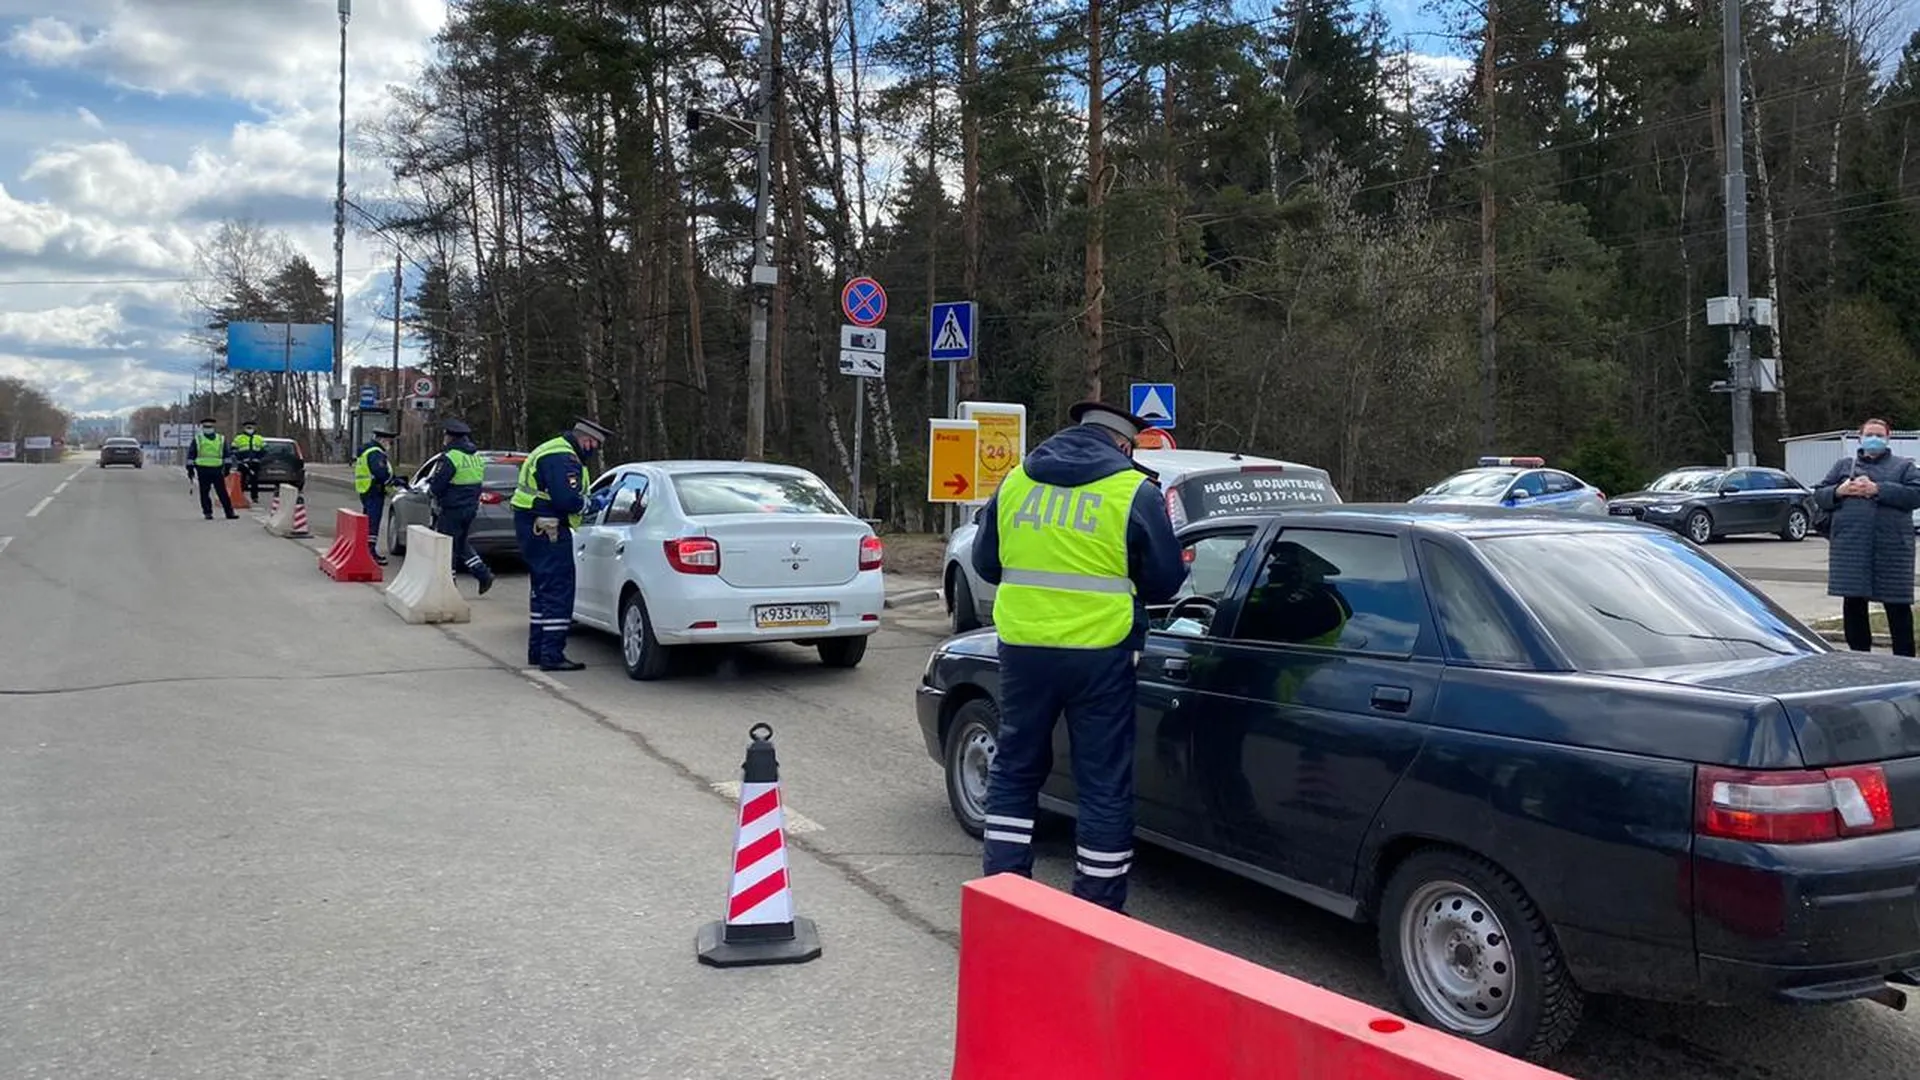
[1864,435,1889,453]
[243,427,255,434]
[201,427,215,436]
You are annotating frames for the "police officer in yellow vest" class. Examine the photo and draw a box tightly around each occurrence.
[231,418,266,500]
[969,400,1187,912]
[512,417,613,671]
[353,428,401,565]
[188,416,238,521]
[426,418,495,595]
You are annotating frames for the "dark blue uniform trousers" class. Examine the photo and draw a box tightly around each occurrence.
[435,505,493,583]
[982,643,1138,912]
[515,511,575,665]
[360,492,385,551]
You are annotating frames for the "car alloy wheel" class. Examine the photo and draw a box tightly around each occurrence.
[1784,508,1809,541]
[620,591,670,681]
[1686,509,1713,544]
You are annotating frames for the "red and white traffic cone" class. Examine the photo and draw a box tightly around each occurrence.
[290,495,311,538]
[696,723,822,968]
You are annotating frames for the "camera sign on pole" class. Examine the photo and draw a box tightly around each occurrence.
[838,324,886,379]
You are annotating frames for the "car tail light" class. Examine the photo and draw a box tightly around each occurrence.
[479,491,503,505]
[1165,486,1188,529]
[1695,765,1894,843]
[859,535,884,571]
[664,537,721,574]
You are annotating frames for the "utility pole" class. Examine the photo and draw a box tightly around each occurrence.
[391,251,402,456]
[744,0,777,462]
[1722,0,1755,467]
[332,0,351,462]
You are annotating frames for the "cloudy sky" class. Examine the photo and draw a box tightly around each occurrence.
[0,0,446,417]
[0,0,1464,419]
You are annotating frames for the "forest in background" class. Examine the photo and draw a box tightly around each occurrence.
[156,0,1920,524]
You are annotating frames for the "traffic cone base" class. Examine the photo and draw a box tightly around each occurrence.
[696,723,822,969]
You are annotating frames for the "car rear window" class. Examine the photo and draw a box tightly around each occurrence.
[262,442,299,459]
[672,471,847,516]
[105,438,137,447]
[1174,467,1340,520]
[1473,531,1824,670]
[483,464,521,485]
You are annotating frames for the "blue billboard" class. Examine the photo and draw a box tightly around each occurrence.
[225,321,334,373]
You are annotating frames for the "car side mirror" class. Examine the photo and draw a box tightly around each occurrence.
[1717,486,1735,496]
[1508,490,1531,502]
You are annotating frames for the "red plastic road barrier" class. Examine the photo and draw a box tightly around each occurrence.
[950,874,1576,1080]
[319,509,382,582]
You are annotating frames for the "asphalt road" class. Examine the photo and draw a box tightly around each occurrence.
[7,460,1920,1079]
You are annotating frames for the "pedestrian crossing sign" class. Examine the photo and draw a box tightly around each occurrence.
[1130,383,1176,430]
[929,301,975,363]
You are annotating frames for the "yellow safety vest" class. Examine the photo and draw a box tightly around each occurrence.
[510,436,592,528]
[232,433,264,453]
[990,466,1146,649]
[353,445,384,495]
[193,432,226,468]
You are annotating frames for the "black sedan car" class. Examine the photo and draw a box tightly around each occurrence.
[1606,466,1816,543]
[252,437,306,493]
[97,437,142,468]
[917,506,1920,1061]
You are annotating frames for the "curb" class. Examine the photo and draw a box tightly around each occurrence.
[885,587,943,610]
[1817,629,1899,648]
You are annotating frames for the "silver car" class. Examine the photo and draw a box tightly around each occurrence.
[941,448,1342,634]
[385,449,527,559]
[1409,456,1608,515]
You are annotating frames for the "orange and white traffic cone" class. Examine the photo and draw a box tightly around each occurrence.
[696,723,822,968]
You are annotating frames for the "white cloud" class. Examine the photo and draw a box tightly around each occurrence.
[0,0,446,414]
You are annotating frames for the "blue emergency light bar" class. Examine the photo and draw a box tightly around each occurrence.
[1478,456,1546,468]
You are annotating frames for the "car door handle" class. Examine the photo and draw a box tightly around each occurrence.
[1161,657,1190,682]
[1371,685,1413,713]
[614,542,626,556]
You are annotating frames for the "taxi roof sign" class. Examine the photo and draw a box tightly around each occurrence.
[1477,455,1545,468]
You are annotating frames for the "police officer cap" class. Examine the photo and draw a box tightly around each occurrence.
[199,416,217,424]
[1068,400,1152,443]
[443,419,472,437]
[242,418,258,426]
[372,428,398,439]
[572,417,615,442]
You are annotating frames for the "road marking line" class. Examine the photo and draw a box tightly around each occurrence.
[0,537,10,555]
[66,466,84,482]
[26,497,51,518]
[53,482,68,494]
[711,780,824,833]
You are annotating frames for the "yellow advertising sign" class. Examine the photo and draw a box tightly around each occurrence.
[927,419,980,503]
[959,401,1027,502]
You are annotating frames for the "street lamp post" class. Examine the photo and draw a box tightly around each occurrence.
[332,0,350,461]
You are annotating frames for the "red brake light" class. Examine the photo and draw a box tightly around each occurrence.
[664,537,721,574]
[1695,765,1894,843]
[479,490,503,504]
[1164,486,1188,529]
[859,534,884,571]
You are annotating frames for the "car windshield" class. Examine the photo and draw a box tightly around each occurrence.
[672,471,847,516]
[1475,531,1823,671]
[1647,470,1724,493]
[1425,470,1515,497]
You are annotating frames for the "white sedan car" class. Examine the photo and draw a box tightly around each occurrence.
[570,460,885,680]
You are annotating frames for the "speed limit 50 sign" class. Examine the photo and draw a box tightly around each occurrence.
[411,376,436,398]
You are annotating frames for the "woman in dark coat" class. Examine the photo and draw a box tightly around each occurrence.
[1814,417,1920,656]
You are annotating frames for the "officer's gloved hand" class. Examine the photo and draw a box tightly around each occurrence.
[533,516,560,540]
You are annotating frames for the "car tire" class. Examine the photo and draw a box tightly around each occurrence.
[1781,507,1810,542]
[619,590,672,681]
[949,566,982,634]
[817,635,868,669]
[942,697,999,838]
[1684,509,1714,544]
[388,515,408,557]
[1378,848,1583,1061]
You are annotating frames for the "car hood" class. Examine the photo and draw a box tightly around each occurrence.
[1622,651,1920,766]
[1608,490,1695,505]
[938,628,1000,658]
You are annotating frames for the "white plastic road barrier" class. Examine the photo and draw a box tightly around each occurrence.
[264,484,300,536]
[384,525,472,625]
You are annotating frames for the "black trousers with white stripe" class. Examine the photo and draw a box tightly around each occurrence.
[982,643,1136,912]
